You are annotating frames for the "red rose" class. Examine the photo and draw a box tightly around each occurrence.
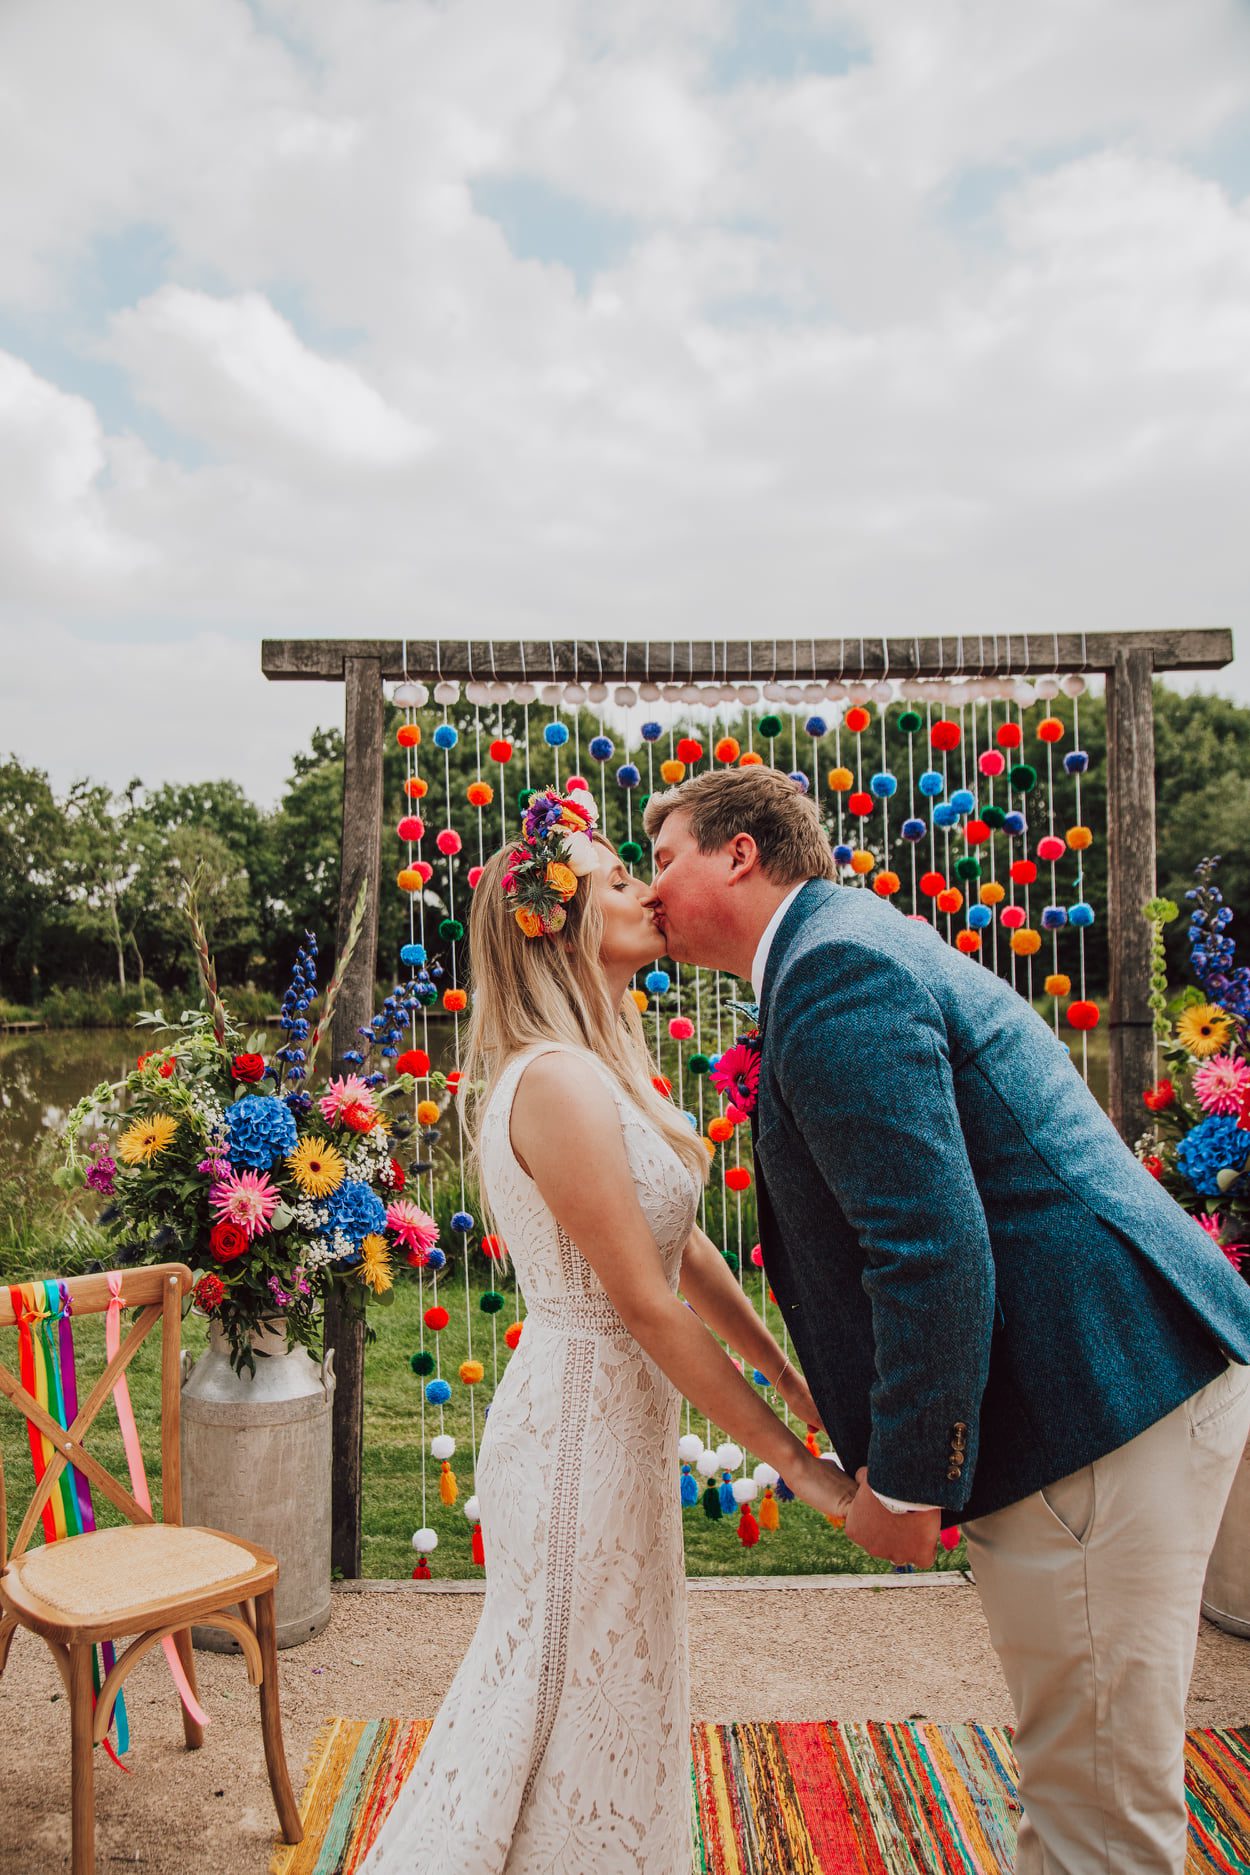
[1143,1080,1176,1113]
[389,1158,406,1192]
[1143,1155,1164,1180]
[193,1272,225,1310]
[232,1053,267,1083]
[210,1220,249,1262]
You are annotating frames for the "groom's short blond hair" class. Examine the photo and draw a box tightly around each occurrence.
[643,766,836,885]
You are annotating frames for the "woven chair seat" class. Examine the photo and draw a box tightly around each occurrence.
[11,1524,260,1620]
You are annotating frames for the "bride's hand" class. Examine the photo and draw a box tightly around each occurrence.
[779,1371,823,1431]
[790,1449,857,1522]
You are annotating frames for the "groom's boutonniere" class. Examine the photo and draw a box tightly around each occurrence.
[710,1032,762,1116]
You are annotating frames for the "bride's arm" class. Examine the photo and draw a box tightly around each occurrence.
[510,1053,853,1520]
[678,1225,823,1429]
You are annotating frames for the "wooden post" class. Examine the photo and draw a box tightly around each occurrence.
[324,656,384,1578]
[1105,645,1158,1142]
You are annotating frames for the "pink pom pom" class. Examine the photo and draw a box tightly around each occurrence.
[1037,835,1065,862]
[939,1526,961,1552]
[468,866,483,889]
[414,860,433,885]
[1000,905,1026,929]
[749,1244,764,1268]
[566,776,590,792]
[725,1103,748,1126]
[669,1017,695,1040]
[978,750,1005,777]
[436,829,462,857]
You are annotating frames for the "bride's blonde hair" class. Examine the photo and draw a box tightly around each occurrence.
[460,837,711,1192]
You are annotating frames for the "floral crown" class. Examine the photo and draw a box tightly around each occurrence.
[502,783,600,938]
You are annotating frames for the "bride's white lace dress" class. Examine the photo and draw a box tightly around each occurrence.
[360,1042,702,1874]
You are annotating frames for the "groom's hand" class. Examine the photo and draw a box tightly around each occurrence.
[844,1469,941,1568]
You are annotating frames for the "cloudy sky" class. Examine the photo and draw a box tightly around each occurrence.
[3,0,1249,803]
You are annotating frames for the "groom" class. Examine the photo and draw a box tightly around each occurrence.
[643,764,1250,1875]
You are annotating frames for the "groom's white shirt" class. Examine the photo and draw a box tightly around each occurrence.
[750,877,938,1518]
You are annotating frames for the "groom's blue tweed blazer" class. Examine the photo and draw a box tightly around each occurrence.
[752,878,1250,1523]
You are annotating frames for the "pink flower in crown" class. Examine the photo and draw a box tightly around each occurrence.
[210,1168,280,1239]
[386,1199,439,1261]
[1192,1054,1250,1117]
[710,1036,762,1116]
[319,1074,378,1127]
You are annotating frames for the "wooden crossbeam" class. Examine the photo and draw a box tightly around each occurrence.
[262,629,1234,684]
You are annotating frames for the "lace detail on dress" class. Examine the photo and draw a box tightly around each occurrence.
[358,1041,701,1875]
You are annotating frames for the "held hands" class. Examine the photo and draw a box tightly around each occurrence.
[844,1469,942,1568]
[791,1448,857,1523]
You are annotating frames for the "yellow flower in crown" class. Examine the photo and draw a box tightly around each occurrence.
[117,1113,178,1164]
[546,861,578,902]
[1176,1003,1233,1059]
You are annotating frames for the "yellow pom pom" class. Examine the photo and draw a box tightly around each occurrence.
[759,1487,780,1532]
[1045,973,1071,997]
[827,766,854,792]
[660,759,686,784]
[397,868,422,892]
[1066,825,1093,851]
[629,988,648,1013]
[1010,928,1042,956]
[979,882,1006,906]
[850,849,874,875]
[416,1099,440,1125]
[459,1360,485,1385]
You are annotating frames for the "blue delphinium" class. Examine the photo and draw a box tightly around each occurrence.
[275,933,318,1087]
[1186,858,1250,1020]
[323,1178,388,1245]
[1176,1114,1250,1198]
[225,1094,298,1169]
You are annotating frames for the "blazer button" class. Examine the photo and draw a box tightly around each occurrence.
[947,1466,961,1481]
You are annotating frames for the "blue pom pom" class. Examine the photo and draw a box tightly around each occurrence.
[641,721,663,741]
[933,802,960,829]
[967,905,992,930]
[805,715,828,737]
[590,735,614,761]
[426,1246,447,1271]
[645,969,671,993]
[616,762,640,787]
[680,1468,700,1507]
[950,788,976,814]
[683,1110,699,1129]
[1069,901,1095,927]
[400,943,427,966]
[719,1479,736,1514]
[425,1379,452,1405]
[451,1211,474,1233]
[1004,811,1027,835]
[752,1368,770,1386]
[433,723,458,750]
[788,771,810,792]
[833,843,854,865]
[919,770,945,796]
[900,818,926,841]
[870,772,898,798]
[1064,750,1090,774]
[544,721,569,747]
[1042,905,1067,929]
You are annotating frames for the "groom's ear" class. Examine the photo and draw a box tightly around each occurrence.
[726,833,761,881]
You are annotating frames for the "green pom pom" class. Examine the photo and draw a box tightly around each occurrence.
[619,839,644,863]
[517,787,535,810]
[722,1249,740,1275]
[955,856,982,881]
[897,709,922,733]
[702,1483,723,1521]
[409,1350,435,1376]
[981,804,1006,829]
[439,918,465,941]
[1009,763,1038,793]
[639,792,651,811]
[758,713,783,740]
[688,1053,711,1074]
[480,1291,505,1314]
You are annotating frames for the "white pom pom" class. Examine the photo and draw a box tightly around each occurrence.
[614,685,638,707]
[587,682,609,704]
[513,682,538,704]
[392,682,428,707]
[411,1527,439,1553]
[465,680,493,707]
[731,1477,759,1505]
[715,1443,743,1472]
[753,1462,780,1489]
[463,1495,480,1523]
[562,683,587,705]
[1034,676,1060,700]
[433,680,460,705]
[1061,673,1087,697]
[736,684,760,705]
[696,1449,721,1479]
[639,681,661,701]
[678,1433,704,1464]
[431,1434,456,1461]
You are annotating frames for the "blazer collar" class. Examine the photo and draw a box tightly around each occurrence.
[758,876,833,1030]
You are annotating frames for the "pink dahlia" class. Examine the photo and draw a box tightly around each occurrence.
[1192,1054,1250,1117]
[319,1074,378,1126]
[1197,1212,1248,1269]
[209,1168,280,1238]
[386,1199,438,1261]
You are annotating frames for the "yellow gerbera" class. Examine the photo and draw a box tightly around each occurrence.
[116,1113,178,1165]
[359,1233,393,1295]
[286,1137,346,1198]
[1176,1004,1233,1059]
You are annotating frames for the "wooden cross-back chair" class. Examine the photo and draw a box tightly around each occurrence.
[0,1263,302,1873]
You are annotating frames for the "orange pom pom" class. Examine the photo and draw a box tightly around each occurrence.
[1037,717,1064,743]
[708,1117,734,1143]
[397,723,421,748]
[443,988,468,1012]
[397,868,422,891]
[1010,928,1042,956]
[1067,825,1093,850]
[715,736,741,763]
[459,1360,485,1385]
[739,750,764,767]
[1045,973,1072,997]
[956,930,981,954]
[660,759,685,784]
[629,988,648,1012]
[467,781,494,807]
[937,887,964,914]
[850,849,874,875]
[759,1486,780,1532]
[979,882,1006,906]
[725,1166,752,1193]
[873,870,901,897]
[416,1099,440,1125]
[404,775,429,799]
[504,1321,523,1350]
[827,766,854,792]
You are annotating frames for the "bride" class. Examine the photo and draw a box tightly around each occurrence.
[360,782,855,1874]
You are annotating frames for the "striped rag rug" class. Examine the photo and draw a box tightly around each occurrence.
[270,1718,1250,1874]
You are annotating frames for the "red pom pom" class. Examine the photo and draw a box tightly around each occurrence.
[396,1048,430,1077]
[413,1559,431,1579]
[920,870,947,898]
[652,1075,673,1098]
[413,860,433,884]
[481,1234,506,1260]
[844,705,871,734]
[936,887,964,915]
[1000,904,1026,930]
[1036,836,1065,863]
[930,719,961,751]
[873,870,901,897]
[738,1505,761,1547]
[848,791,874,817]
[725,1166,752,1193]
[471,1525,485,1566]
[1067,1000,1100,1031]
[424,1306,450,1330]
[1009,859,1037,884]
[676,737,704,764]
[955,930,981,953]
[939,1526,961,1552]
[397,816,424,841]
[668,1016,695,1040]
[965,819,990,845]
[996,722,1023,749]
[504,1321,523,1350]
[468,865,483,888]
[490,738,513,762]
[436,828,462,857]
[566,775,589,791]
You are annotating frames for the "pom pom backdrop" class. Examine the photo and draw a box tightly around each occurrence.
[370,637,1113,1571]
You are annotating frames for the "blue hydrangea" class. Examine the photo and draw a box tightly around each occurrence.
[1176,1116,1250,1198]
[225,1095,298,1169]
[322,1178,388,1244]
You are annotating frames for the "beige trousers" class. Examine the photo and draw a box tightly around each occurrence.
[963,1361,1250,1875]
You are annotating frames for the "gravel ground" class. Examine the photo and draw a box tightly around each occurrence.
[2,1579,1248,1874]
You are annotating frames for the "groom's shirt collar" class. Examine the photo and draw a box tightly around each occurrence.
[749,882,807,1006]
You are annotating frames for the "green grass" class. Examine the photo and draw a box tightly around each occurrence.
[0,1275,965,1581]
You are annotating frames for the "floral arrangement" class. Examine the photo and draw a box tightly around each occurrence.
[1138,859,1250,1274]
[63,877,441,1370]
[503,783,599,937]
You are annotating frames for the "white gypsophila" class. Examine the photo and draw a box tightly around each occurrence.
[330,1229,358,1263]
[302,1240,336,1270]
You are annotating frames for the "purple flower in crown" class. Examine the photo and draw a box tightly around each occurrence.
[711,1035,762,1116]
